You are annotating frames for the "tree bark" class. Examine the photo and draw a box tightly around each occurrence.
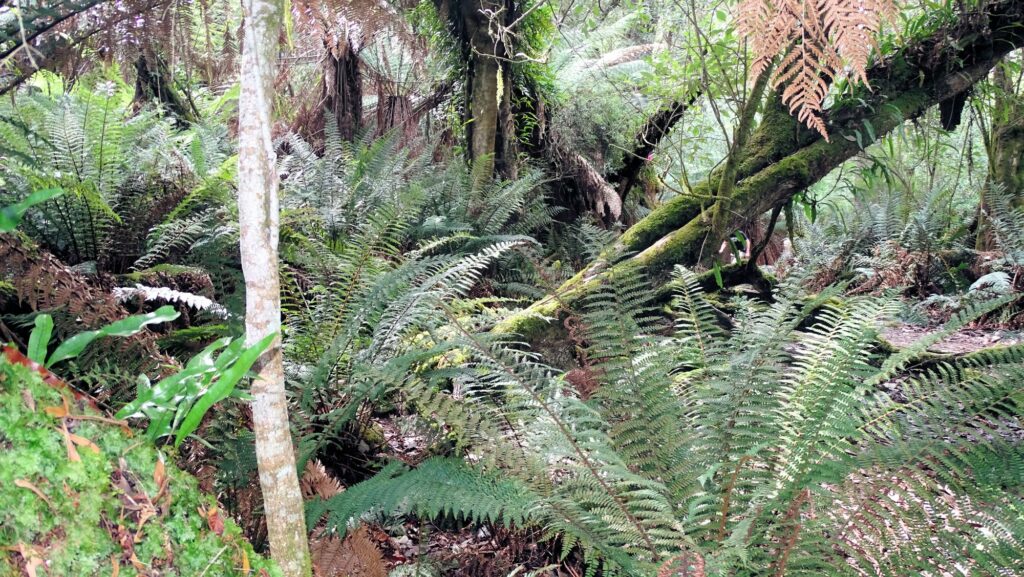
[437,0,515,176]
[324,39,362,141]
[238,0,312,575]
[496,0,1024,339]
[464,0,504,172]
[609,94,700,199]
[979,56,1024,248]
[133,51,199,124]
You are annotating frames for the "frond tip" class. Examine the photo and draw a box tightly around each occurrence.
[735,0,897,139]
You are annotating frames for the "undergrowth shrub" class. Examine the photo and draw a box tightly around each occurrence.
[308,266,1024,576]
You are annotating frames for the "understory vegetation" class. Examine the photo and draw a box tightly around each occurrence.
[1,0,1023,575]
[0,356,280,576]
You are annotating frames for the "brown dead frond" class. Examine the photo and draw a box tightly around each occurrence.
[658,549,706,577]
[301,459,345,500]
[311,526,386,577]
[735,0,897,140]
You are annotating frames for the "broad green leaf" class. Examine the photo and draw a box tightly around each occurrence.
[0,189,63,232]
[174,332,275,446]
[27,314,53,363]
[47,305,180,367]
[118,346,222,419]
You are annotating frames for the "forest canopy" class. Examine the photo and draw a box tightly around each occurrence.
[1,0,1024,575]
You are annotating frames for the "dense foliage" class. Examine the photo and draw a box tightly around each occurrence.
[2,0,1024,575]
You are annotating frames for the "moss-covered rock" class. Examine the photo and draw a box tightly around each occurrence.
[0,357,280,577]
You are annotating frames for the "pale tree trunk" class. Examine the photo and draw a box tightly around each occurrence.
[238,0,312,575]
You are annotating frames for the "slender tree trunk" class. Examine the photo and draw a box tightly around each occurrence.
[238,0,312,575]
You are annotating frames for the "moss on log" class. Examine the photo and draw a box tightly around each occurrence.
[497,0,1024,343]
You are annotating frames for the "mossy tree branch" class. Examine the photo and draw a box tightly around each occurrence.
[497,0,1024,341]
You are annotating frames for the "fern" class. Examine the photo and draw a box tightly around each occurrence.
[307,458,538,532]
[735,0,897,139]
[308,264,1024,575]
[0,74,229,273]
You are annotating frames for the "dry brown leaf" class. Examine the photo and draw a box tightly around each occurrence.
[134,506,158,542]
[198,505,225,536]
[68,432,101,454]
[44,396,69,418]
[59,422,81,462]
[21,388,35,412]
[16,543,44,577]
[111,556,121,577]
[129,552,146,571]
[153,457,167,489]
[14,478,55,511]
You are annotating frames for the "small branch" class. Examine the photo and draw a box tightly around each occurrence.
[609,91,702,199]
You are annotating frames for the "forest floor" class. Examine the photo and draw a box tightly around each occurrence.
[881,324,1022,354]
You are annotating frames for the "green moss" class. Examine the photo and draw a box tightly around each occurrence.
[0,359,281,577]
[124,264,207,283]
[492,295,562,338]
[620,192,705,253]
[636,218,709,275]
[361,421,387,447]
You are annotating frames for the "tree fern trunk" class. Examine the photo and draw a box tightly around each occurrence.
[238,0,312,575]
[324,39,362,141]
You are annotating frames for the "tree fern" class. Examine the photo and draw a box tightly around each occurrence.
[0,74,224,272]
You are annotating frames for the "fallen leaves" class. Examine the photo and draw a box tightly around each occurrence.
[67,430,101,454]
[3,345,104,410]
[14,543,44,577]
[20,388,35,411]
[46,390,131,432]
[198,505,225,536]
[101,459,178,574]
[57,420,99,461]
[14,478,55,512]
[59,421,80,462]
[44,396,69,418]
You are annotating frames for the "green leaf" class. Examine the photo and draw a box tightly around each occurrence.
[712,260,724,289]
[863,118,876,143]
[47,306,180,367]
[0,189,63,232]
[174,332,275,446]
[27,315,53,364]
[116,337,230,420]
[210,84,240,114]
